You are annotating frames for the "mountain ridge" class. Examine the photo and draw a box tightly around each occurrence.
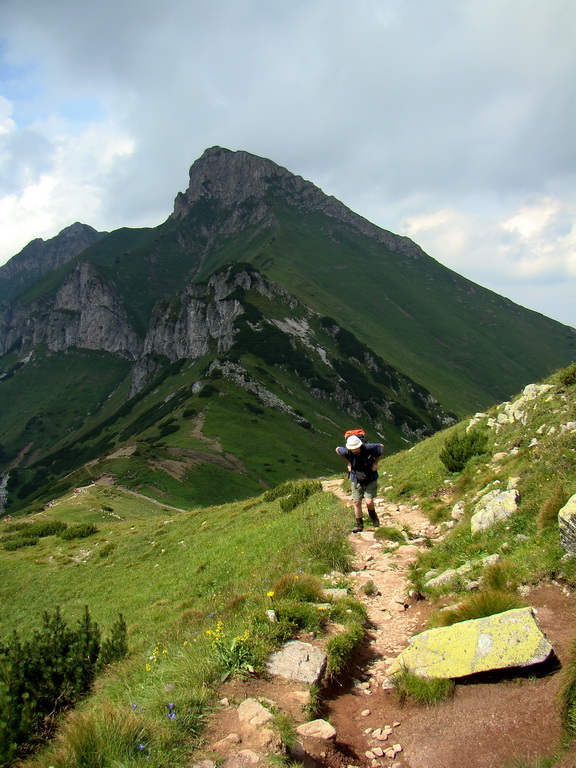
[0,146,574,514]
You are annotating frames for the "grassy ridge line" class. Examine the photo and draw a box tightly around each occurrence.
[0,482,356,766]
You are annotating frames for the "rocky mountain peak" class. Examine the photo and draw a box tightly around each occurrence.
[171,146,312,216]
[0,222,107,302]
[171,147,425,259]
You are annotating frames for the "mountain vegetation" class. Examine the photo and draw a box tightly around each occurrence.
[0,147,574,518]
[0,361,574,767]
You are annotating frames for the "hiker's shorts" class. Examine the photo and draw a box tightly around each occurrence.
[351,478,378,502]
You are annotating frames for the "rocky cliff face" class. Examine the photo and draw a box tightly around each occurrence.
[0,223,107,302]
[0,261,141,359]
[172,146,425,259]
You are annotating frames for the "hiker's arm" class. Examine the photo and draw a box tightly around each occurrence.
[335,448,352,472]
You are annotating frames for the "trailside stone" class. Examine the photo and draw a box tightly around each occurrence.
[222,750,264,768]
[424,568,458,588]
[470,489,520,533]
[387,607,552,679]
[237,698,273,727]
[296,719,337,740]
[559,493,576,554]
[266,640,327,684]
[323,588,348,600]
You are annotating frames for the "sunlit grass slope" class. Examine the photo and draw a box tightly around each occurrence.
[1,480,359,766]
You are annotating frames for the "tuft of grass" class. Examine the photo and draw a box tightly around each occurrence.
[558,632,576,735]
[23,702,177,768]
[428,589,526,628]
[374,525,406,544]
[302,684,322,720]
[300,517,354,573]
[537,482,568,533]
[482,561,519,593]
[272,709,297,752]
[392,667,454,704]
[271,599,327,635]
[325,596,367,677]
[272,573,325,602]
[360,580,377,596]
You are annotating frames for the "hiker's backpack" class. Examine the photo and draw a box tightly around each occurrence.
[344,428,367,443]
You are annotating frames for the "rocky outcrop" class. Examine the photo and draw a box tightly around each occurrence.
[387,607,553,679]
[0,261,141,359]
[470,487,520,533]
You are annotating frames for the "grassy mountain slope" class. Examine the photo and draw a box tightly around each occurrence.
[1,362,575,767]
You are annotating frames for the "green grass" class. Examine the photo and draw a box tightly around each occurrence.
[391,667,455,705]
[0,481,361,766]
[427,590,526,628]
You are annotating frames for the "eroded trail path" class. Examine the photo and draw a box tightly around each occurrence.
[194,480,575,768]
[321,479,575,768]
[321,478,443,688]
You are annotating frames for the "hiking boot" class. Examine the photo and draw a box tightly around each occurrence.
[352,520,364,533]
[368,511,380,528]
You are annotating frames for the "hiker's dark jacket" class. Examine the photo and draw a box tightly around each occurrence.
[336,443,383,485]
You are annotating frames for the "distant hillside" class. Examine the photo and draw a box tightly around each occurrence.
[0,146,574,515]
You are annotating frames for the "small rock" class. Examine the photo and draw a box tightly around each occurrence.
[372,747,384,756]
[237,698,273,727]
[392,744,403,753]
[361,709,371,717]
[296,719,336,740]
[365,751,376,760]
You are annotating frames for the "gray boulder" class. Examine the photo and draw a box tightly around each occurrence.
[266,640,327,684]
[471,489,520,533]
[387,607,552,679]
[559,493,576,554]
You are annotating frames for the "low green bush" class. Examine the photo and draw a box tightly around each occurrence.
[0,606,128,764]
[60,523,99,540]
[3,535,39,550]
[278,480,322,512]
[439,427,489,473]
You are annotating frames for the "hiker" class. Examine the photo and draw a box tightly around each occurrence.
[336,434,383,533]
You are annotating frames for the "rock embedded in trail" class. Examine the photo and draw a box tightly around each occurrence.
[387,607,553,679]
[266,640,327,684]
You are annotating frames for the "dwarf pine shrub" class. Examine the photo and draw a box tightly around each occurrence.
[278,480,322,512]
[439,427,489,473]
[60,522,99,540]
[0,606,128,763]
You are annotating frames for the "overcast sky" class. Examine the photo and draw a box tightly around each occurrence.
[0,0,574,327]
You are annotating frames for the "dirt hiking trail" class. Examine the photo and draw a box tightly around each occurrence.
[195,479,576,768]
